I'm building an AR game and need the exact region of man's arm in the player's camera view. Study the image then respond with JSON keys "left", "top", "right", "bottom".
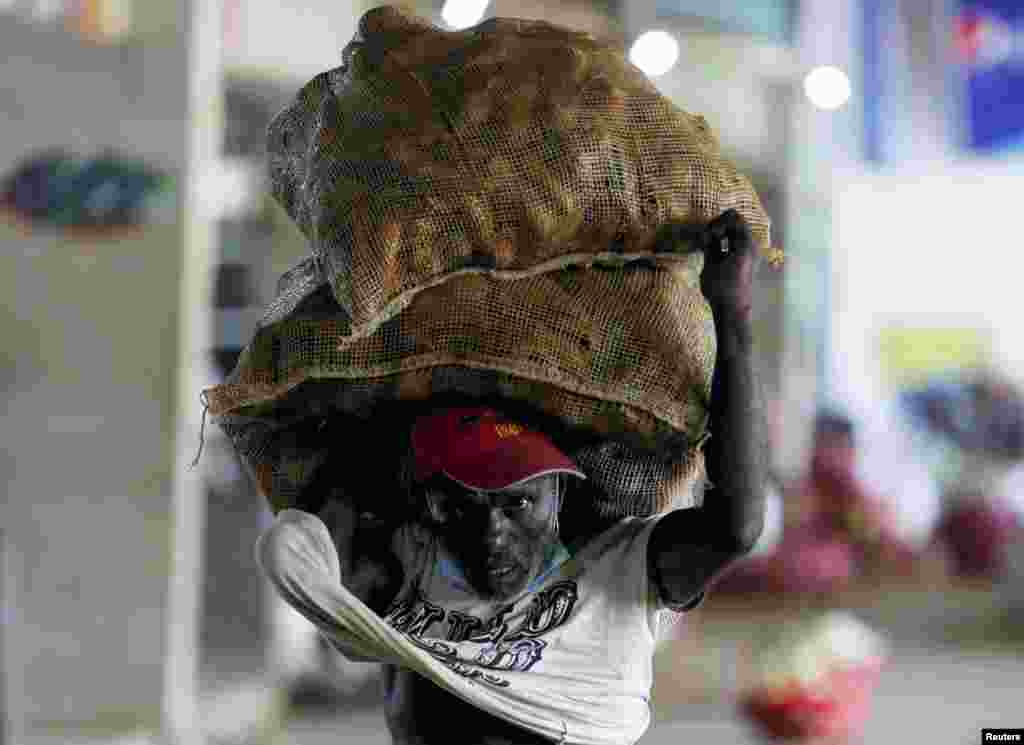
{"left": 648, "top": 209, "right": 767, "bottom": 607}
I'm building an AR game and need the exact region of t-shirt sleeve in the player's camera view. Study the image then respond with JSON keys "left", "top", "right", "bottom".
{"left": 255, "top": 509, "right": 395, "bottom": 663}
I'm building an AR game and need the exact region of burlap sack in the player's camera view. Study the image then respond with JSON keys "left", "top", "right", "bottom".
{"left": 268, "top": 5, "right": 771, "bottom": 341}
{"left": 206, "top": 251, "right": 710, "bottom": 517}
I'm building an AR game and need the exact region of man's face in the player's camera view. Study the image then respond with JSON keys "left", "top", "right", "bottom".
{"left": 427, "top": 474, "right": 560, "bottom": 600}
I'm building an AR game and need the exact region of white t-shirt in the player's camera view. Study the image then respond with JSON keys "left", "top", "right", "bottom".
{"left": 256, "top": 508, "right": 700, "bottom": 745}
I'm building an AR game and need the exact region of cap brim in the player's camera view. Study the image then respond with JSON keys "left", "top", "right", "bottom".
{"left": 441, "top": 433, "right": 586, "bottom": 491}
{"left": 443, "top": 465, "right": 587, "bottom": 492}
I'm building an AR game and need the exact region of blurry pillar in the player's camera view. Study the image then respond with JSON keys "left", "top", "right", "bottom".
{"left": 200, "top": 91, "right": 277, "bottom": 716}
{"left": 166, "top": 0, "right": 224, "bottom": 742}
{"left": 1, "top": 530, "right": 7, "bottom": 745}
{"left": 0, "top": 5, "right": 210, "bottom": 743}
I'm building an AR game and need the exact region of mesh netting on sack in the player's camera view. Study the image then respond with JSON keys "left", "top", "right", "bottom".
{"left": 205, "top": 251, "right": 710, "bottom": 517}
{"left": 267, "top": 4, "right": 772, "bottom": 341}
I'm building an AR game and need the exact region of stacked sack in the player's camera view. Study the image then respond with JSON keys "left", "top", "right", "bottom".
{"left": 203, "top": 5, "right": 772, "bottom": 521}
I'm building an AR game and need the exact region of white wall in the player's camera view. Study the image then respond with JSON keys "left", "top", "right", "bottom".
{"left": 831, "top": 161, "right": 1024, "bottom": 412}
{"left": 643, "top": 33, "right": 791, "bottom": 179}
{"left": 223, "top": 0, "right": 367, "bottom": 83}
{"left": 827, "top": 160, "right": 1024, "bottom": 540}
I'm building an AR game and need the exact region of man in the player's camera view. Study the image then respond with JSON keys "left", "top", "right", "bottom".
{"left": 794, "top": 412, "right": 917, "bottom": 576}
{"left": 257, "top": 209, "right": 766, "bottom": 745}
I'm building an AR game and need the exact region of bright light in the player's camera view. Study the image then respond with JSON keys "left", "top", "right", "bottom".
{"left": 629, "top": 30, "right": 680, "bottom": 78}
{"left": 199, "top": 159, "right": 263, "bottom": 219}
{"left": 441, "top": 0, "right": 489, "bottom": 31}
{"left": 803, "top": 65, "right": 852, "bottom": 111}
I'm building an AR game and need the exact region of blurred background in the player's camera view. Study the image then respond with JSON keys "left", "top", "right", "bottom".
{"left": 1, "top": 0, "right": 1023, "bottom": 743}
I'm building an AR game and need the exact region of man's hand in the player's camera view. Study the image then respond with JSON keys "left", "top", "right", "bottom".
{"left": 700, "top": 208, "right": 757, "bottom": 327}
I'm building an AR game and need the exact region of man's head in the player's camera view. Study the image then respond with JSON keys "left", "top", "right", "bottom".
{"left": 411, "top": 407, "right": 585, "bottom": 599}
{"left": 811, "top": 411, "right": 856, "bottom": 480}
{"left": 809, "top": 412, "right": 860, "bottom": 518}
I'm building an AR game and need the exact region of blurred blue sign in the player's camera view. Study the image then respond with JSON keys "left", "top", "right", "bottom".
{"left": 953, "top": 1, "right": 1024, "bottom": 152}
{"left": 654, "top": 0, "right": 793, "bottom": 43}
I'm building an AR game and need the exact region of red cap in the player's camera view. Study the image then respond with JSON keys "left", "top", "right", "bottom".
{"left": 411, "top": 407, "right": 585, "bottom": 491}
